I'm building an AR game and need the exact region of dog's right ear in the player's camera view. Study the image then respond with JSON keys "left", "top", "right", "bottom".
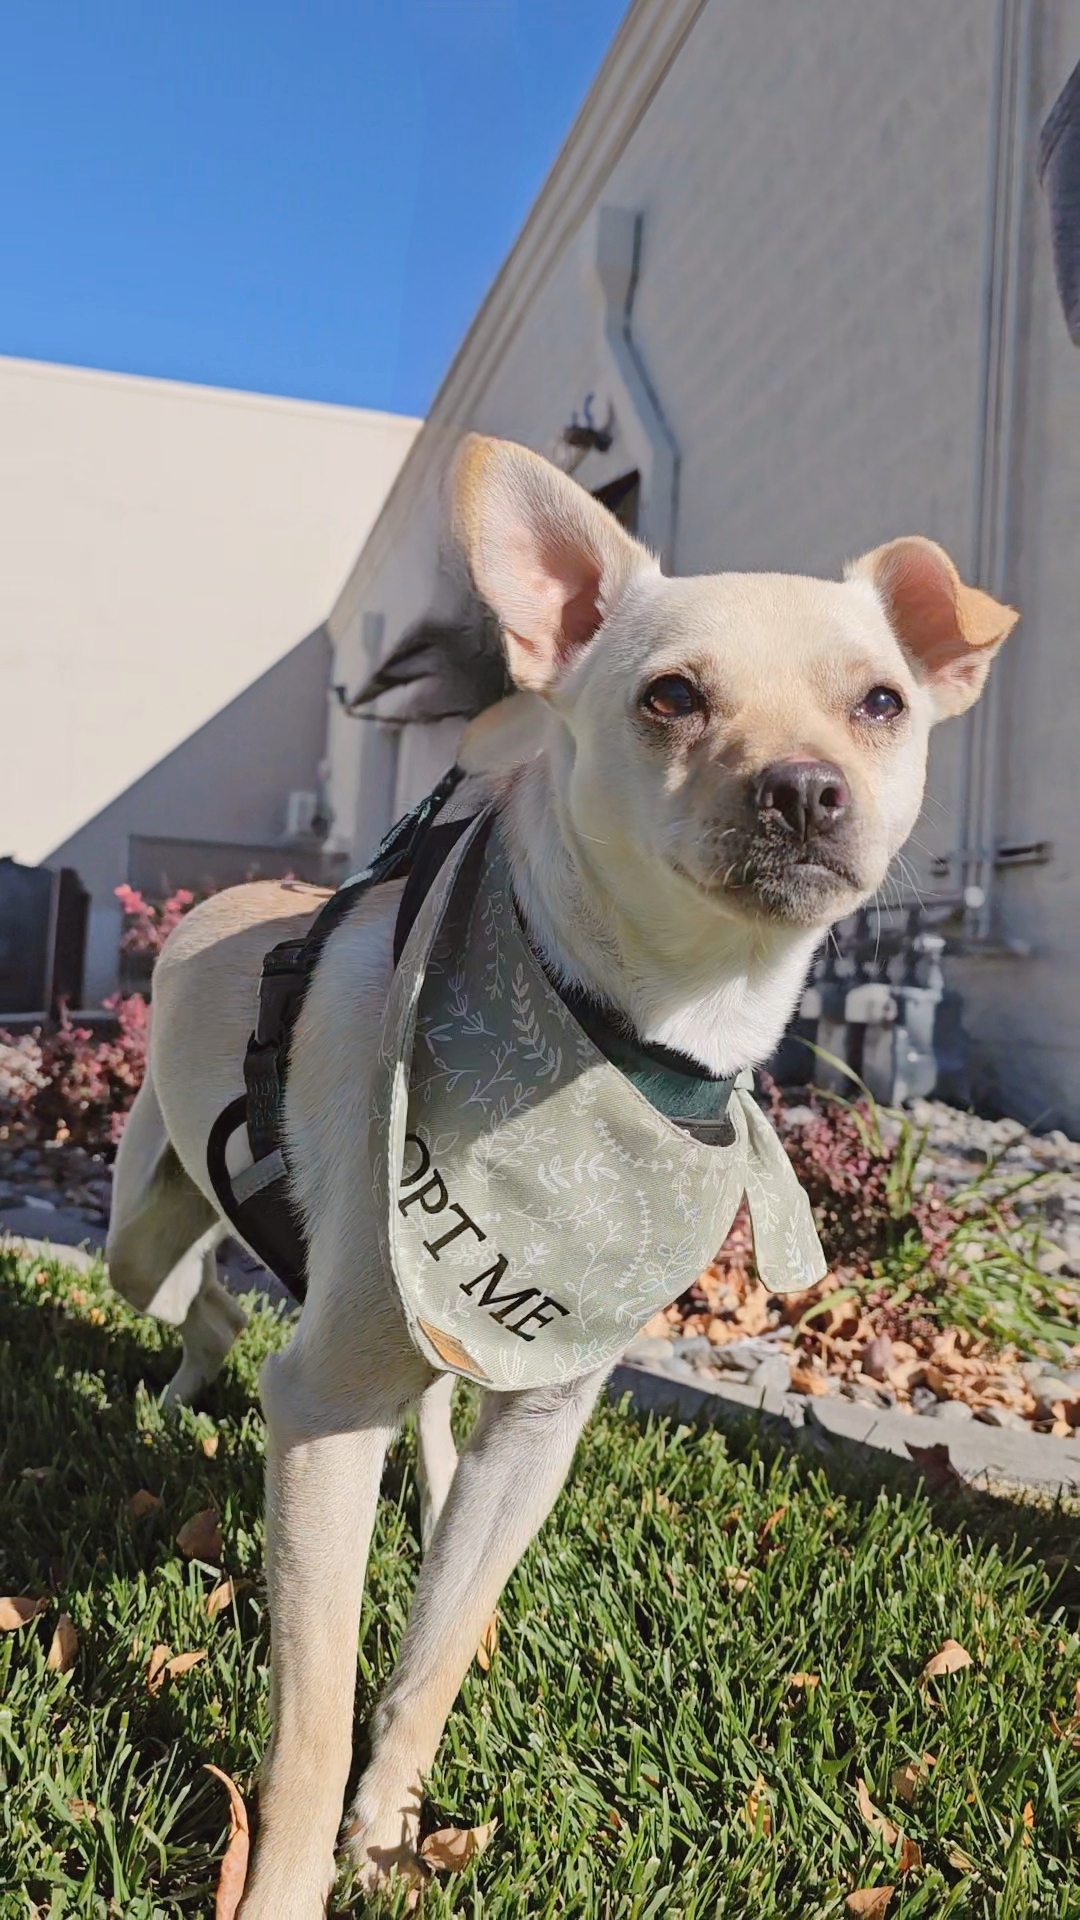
{"left": 452, "top": 434, "right": 658, "bottom": 693}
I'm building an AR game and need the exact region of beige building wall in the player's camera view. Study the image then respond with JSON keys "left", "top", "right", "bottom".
{"left": 0, "top": 355, "right": 420, "bottom": 869}
{"left": 326, "top": 0, "right": 1080, "bottom": 1129}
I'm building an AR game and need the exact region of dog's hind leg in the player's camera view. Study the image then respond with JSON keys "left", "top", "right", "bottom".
{"left": 343, "top": 1366, "right": 609, "bottom": 1895}
{"left": 416, "top": 1372, "right": 458, "bottom": 1551}
{"left": 107, "top": 1072, "right": 244, "bottom": 1404}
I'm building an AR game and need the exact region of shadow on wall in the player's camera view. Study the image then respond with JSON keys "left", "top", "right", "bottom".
{"left": 46, "top": 627, "right": 339, "bottom": 1005}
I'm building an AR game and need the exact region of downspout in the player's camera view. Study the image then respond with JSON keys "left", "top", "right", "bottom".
{"left": 960, "top": 0, "right": 1034, "bottom": 938}
{"left": 595, "top": 207, "right": 681, "bottom": 569}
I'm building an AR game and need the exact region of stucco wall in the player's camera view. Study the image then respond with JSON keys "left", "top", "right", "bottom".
{"left": 0, "top": 355, "right": 419, "bottom": 869}
{"left": 48, "top": 628, "right": 333, "bottom": 1004}
{"left": 327, "top": 0, "right": 1080, "bottom": 1127}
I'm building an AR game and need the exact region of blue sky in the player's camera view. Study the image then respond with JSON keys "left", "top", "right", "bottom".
{"left": 0, "top": 2, "right": 627, "bottom": 417}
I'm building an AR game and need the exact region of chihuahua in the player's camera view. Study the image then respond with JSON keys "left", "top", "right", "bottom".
{"left": 106, "top": 434, "right": 1015, "bottom": 1915}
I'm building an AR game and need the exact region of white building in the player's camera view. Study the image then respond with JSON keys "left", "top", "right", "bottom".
{"left": 0, "top": 354, "right": 419, "bottom": 1000}
{"left": 322, "top": 0, "right": 1080, "bottom": 1131}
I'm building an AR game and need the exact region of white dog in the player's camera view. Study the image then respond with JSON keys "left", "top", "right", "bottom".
{"left": 106, "top": 435, "right": 1015, "bottom": 1916}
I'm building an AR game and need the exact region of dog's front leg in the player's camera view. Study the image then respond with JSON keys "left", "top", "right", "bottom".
{"left": 238, "top": 1331, "right": 415, "bottom": 1920}
{"left": 344, "top": 1366, "right": 609, "bottom": 1894}
{"left": 416, "top": 1372, "right": 458, "bottom": 1551}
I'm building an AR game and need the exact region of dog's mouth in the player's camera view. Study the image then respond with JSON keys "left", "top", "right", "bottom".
{"left": 674, "top": 835, "right": 868, "bottom": 927}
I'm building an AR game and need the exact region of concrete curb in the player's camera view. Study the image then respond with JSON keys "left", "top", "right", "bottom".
{"left": 5, "top": 1229, "right": 1079, "bottom": 1499}
{"left": 608, "top": 1361, "right": 1080, "bottom": 1500}
{"left": 1, "top": 1232, "right": 102, "bottom": 1274}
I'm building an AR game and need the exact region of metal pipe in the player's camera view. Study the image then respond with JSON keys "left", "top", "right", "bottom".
{"left": 595, "top": 207, "right": 681, "bottom": 568}
{"left": 960, "top": 0, "right": 1034, "bottom": 938}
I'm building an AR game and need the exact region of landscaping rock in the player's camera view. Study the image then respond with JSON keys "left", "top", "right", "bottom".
{"left": 750, "top": 1355, "right": 792, "bottom": 1395}
{"left": 672, "top": 1335, "right": 715, "bottom": 1365}
{"left": 860, "top": 1332, "right": 894, "bottom": 1381}
{"left": 624, "top": 1335, "right": 677, "bottom": 1367}
{"left": 974, "top": 1405, "right": 1031, "bottom": 1430}
{"left": 928, "top": 1398, "right": 975, "bottom": 1422}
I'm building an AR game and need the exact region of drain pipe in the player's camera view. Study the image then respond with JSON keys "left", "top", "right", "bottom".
{"left": 960, "top": 0, "right": 1034, "bottom": 938}
{"left": 595, "top": 207, "right": 681, "bottom": 569}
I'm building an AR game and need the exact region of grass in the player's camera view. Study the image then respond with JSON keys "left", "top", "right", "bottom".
{"left": 3, "top": 1249, "right": 1080, "bottom": 1916}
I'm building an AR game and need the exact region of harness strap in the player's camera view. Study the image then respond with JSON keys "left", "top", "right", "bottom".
{"left": 210, "top": 766, "right": 472, "bottom": 1299}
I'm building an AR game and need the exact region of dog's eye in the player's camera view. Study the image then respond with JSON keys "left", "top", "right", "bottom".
{"left": 853, "top": 685, "right": 905, "bottom": 723}
{"left": 641, "top": 674, "right": 703, "bottom": 720}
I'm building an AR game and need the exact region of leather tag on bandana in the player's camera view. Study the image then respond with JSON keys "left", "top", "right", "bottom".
{"left": 369, "top": 813, "right": 825, "bottom": 1390}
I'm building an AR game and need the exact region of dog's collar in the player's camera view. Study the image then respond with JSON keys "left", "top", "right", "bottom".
{"left": 534, "top": 965, "right": 740, "bottom": 1141}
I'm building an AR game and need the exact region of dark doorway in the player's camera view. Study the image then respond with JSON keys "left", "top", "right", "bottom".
{"left": 592, "top": 470, "right": 640, "bottom": 533}
{"left": 0, "top": 861, "right": 88, "bottom": 1015}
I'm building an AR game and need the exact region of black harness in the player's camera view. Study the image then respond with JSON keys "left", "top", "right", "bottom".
{"left": 206, "top": 767, "right": 473, "bottom": 1297}
{"left": 207, "top": 767, "right": 738, "bottom": 1302}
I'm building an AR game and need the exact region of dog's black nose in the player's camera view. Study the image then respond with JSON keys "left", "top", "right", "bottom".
{"left": 754, "top": 760, "right": 850, "bottom": 839}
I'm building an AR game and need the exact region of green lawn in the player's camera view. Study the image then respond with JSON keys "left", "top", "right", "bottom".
{"left": 2, "top": 1246, "right": 1080, "bottom": 1918}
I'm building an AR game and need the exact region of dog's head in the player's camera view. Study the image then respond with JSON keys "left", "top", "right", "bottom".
{"left": 455, "top": 435, "right": 1017, "bottom": 934}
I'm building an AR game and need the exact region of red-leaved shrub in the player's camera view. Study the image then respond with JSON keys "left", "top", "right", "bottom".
{"left": 0, "top": 884, "right": 202, "bottom": 1155}
{"left": 23, "top": 994, "right": 149, "bottom": 1151}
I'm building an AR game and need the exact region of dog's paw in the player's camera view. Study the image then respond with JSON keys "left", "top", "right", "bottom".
{"left": 341, "top": 1793, "right": 427, "bottom": 1901}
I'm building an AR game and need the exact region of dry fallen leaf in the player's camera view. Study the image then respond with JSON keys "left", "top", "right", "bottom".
{"left": 147, "top": 1644, "right": 206, "bottom": 1691}
{"left": 946, "top": 1844, "right": 976, "bottom": 1873}
{"left": 68, "top": 1797, "right": 97, "bottom": 1822}
{"left": 205, "top": 1764, "right": 250, "bottom": 1920}
{"left": 420, "top": 1819, "right": 497, "bottom": 1872}
{"left": 146, "top": 1643, "right": 173, "bottom": 1694}
{"left": 1022, "top": 1799, "right": 1035, "bottom": 1845}
{"left": 757, "top": 1504, "right": 788, "bottom": 1547}
{"left": 790, "top": 1365, "right": 831, "bottom": 1396}
{"left": 891, "top": 1753, "right": 935, "bottom": 1803}
{"left": 21, "top": 1466, "right": 53, "bottom": 1482}
{"left": 128, "top": 1489, "right": 162, "bottom": 1521}
{"left": 176, "top": 1508, "right": 223, "bottom": 1564}
{"left": 845, "top": 1890, "right": 894, "bottom": 1918}
{"left": 476, "top": 1613, "right": 498, "bottom": 1672}
{"left": 921, "top": 1639, "right": 973, "bottom": 1681}
{"left": 743, "top": 1774, "right": 772, "bottom": 1837}
{"left": 206, "top": 1580, "right": 235, "bottom": 1620}
{"left": 166, "top": 1649, "right": 207, "bottom": 1679}
{"left": 46, "top": 1614, "right": 78, "bottom": 1673}
{"left": 789, "top": 1671, "right": 820, "bottom": 1690}
{"left": 0, "top": 1596, "right": 47, "bottom": 1631}
{"left": 201, "top": 1433, "right": 220, "bottom": 1459}
{"left": 898, "top": 1836, "right": 922, "bottom": 1874}
{"left": 856, "top": 1777, "right": 900, "bottom": 1849}
{"left": 905, "top": 1441, "right": 961, "bottom": 1494}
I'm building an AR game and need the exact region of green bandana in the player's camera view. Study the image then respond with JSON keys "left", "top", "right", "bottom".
{"left": 369, "top": 811, "right": 826, "bottom": 1389}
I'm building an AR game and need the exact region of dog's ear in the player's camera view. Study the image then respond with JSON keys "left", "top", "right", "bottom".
{"left": 848, "top": 536, "right": 1018, "bottom": 718}
{"left": 452, "top": 434, "right": 657, "bottom": 693}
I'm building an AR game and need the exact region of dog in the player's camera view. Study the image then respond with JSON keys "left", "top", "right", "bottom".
{"left": 106, "top": 434, "right": 1016, "bottom": 1916}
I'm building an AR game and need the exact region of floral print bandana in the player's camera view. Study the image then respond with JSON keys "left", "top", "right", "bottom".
{"left": 369, "top": 810, "right": 826, "bottom": 1389}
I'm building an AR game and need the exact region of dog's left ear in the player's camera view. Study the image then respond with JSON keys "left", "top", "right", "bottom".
{"left": 848, "top": 536, "right": 1019, "bottom": 719}
{"left": 452, "top": 434, "right": 658, "bottom": 693}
